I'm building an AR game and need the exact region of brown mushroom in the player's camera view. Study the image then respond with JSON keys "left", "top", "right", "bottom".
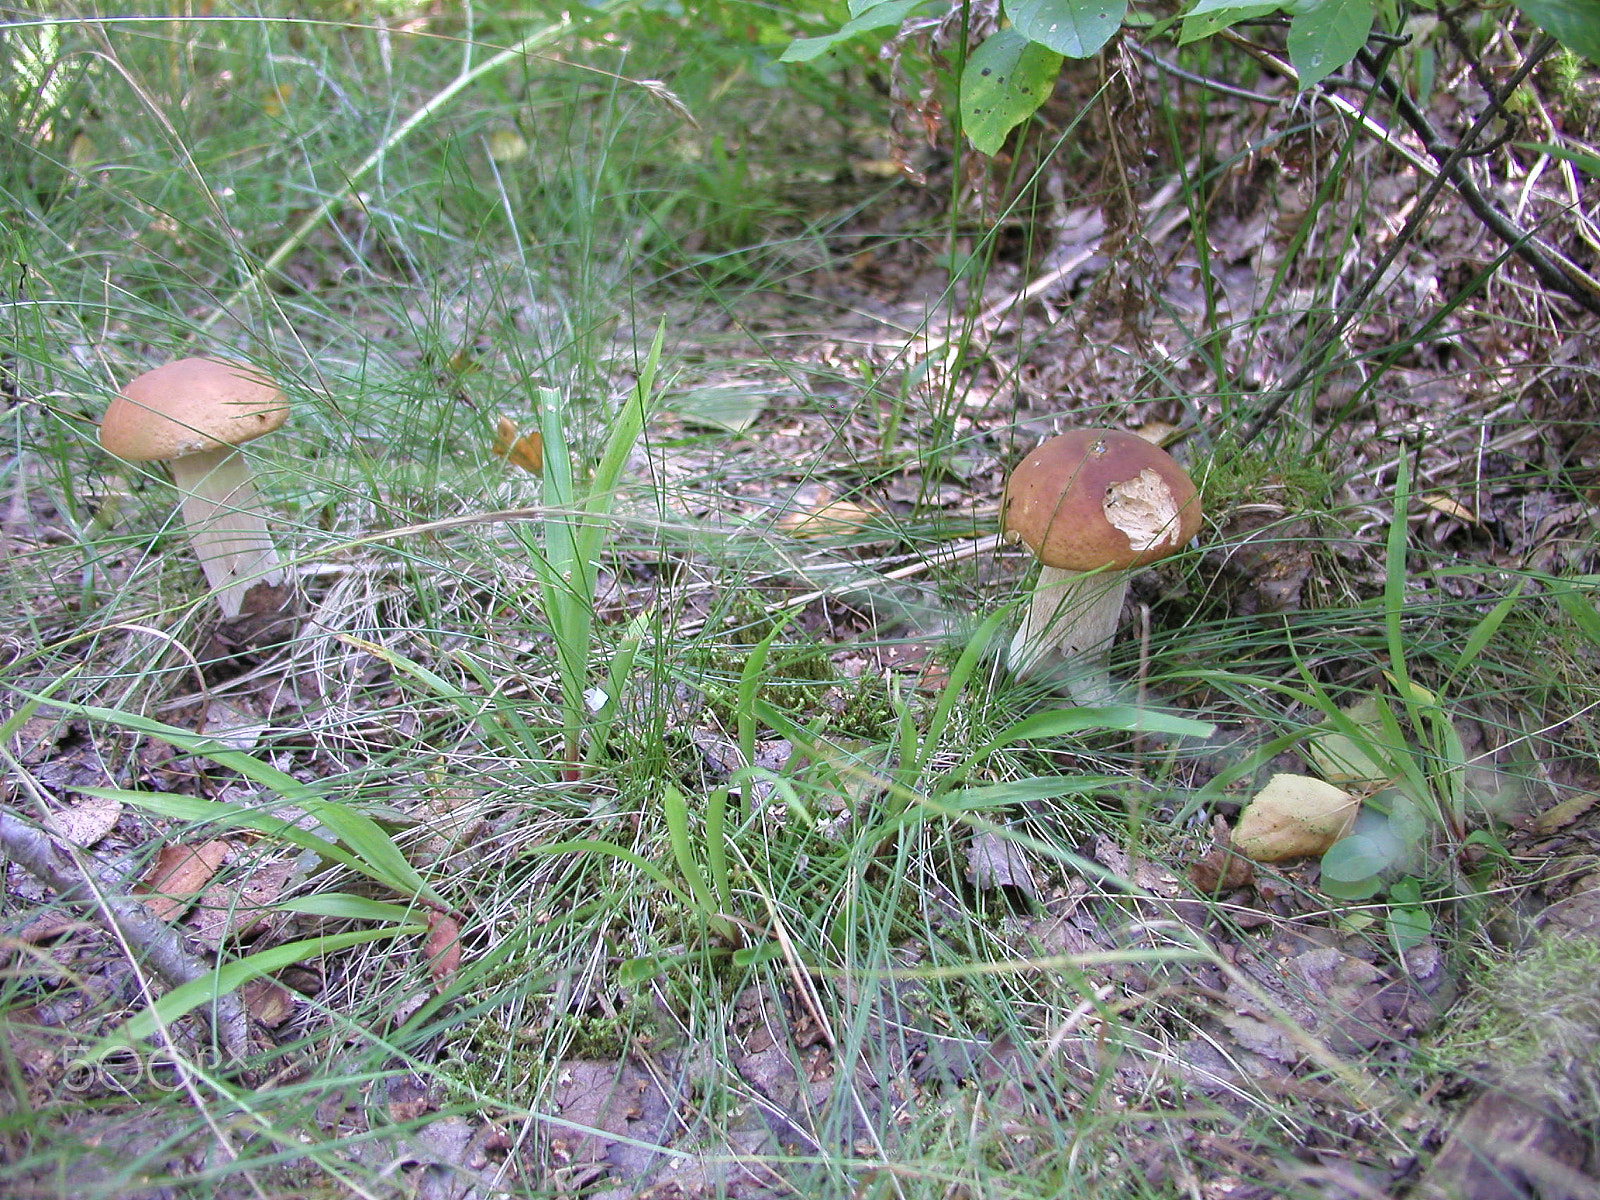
{"left": 1001, "top": 428, "right": 1201, "bottom": 701}
{"left": 100, "top": 357, "right": 289, "bottom": 618}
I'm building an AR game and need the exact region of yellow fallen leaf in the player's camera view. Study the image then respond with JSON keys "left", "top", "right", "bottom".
{"left": 261, "top": 83, "right": 292, "bottom": 119}
{"left": 486, "top": 128, "right": 528, "bottom": 162}
{"left": 1233, "top": 774, "right": 1359, "bottom": 862}
{"left": 776, "top": 488, "right": 879, "bottom": 539}
{"left": 1421, "top": 493, "right": 1483, "bottom": 527}
{"left": 1304, "top": 695, "right": 1396, "bottom": 785}
{"left": 491, "top": 415, "right": 543, "bottom": 474}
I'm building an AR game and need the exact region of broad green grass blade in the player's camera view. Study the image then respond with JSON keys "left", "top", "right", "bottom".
{"left": 278, "top": 895, "right": 423, "bottom": 922}
{"left": 1548, "top": 576, "right": 1600, "bottom": 646}
{"left": 1383, "top": 452, "right": 1415, "bottom": 699}
{"left": 574, "top": 320, "right": 663, "bottom": 570}
{"left": 914, "top": 606, "right": 1009, "bottom": 776}
{"left": 45, "top": 701, "right": 440, "bottom": 904}
{"left": 987, "top": 706, "right": 1217, "bottom": 745}
{"left": 79, "top": 786, "right": 358, "bottom": 875}
{"left": 939, "top": 706, "right": 1216, "bottom": 793}
{"left": 660, "top": 781, "right": 713, "bottom": 915}
{"left": 97, "top": 926, "right": 426, "bottom": 1053}
{"left": 737, "top": 610, "right": 796, "bottom": 769}
{"left": 588, "top": 606, "right": 653, "bottom": 768}
{"left": 942, "top": 776, "right": 1121, "bottom": 808}
{"left": 1445, "top": 579, "right": 1527, "bottom": 685}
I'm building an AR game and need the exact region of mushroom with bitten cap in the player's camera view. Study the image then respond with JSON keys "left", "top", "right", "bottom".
{"left": 99, "top": 357, "right": 289, "bottom": 618}
{"left": 1001, "top": 428, "right": 1201, "bottom": 702}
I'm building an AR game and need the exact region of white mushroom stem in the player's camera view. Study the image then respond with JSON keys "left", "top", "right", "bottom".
{"left": 168, "top": 447, "right": 283, "bottom": 619}
{"left": 1006, "top": 566, "right": 1128, "bottom": 705}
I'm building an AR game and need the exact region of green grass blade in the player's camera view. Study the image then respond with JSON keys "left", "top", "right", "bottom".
{"left": 277, "top": 895, "right": 423, "bottom": 922}
{"left": 661, "top": 781, "right": 721, "bottom": 919}
{"left": 737, "top": 610, "right": 796, "bottom": 770}
{"left": 588, "top": 606, "right": 653, "bottom": 768}
{"left": 1384, "top": 451, "right": 1414, "bottom": 698}
{"left": 1445, "top": 579, "right": 1527, "bottom": 684}
{"left": 915, "top": 607, "right": 1009, "bottom": 776}
{"left": 522, "top": 837, "right": 695, "bottom": 908}
{"left": 702, "top": 784, "right": 734, "bottom": 914}
{"left": 79, "top": 786, "right": 359, "bottom": 875}
{"left": 97, "top": 926, "right": 425, "bottom": 1053}
{"left": 46, "top": 701, "right": 439, "bottom": 903}
{"left": 574, "top": 319, "right": 663, "bottom": 571}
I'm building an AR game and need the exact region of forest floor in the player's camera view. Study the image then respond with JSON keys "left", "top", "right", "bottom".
{"left": 2, "top": 6, "right": 1600, "bottom": 1198}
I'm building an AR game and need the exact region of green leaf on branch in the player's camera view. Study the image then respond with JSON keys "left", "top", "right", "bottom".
{"left": 1005, "top": 0, "right": 1128, "bottom": 58}
{"left": 1179, "top": 0, "right": 1282, "bottom": 44}
{"left": 1516, "top": 0, "right": 1600, "bottom": 62}
{"left": 1288, "top": 0, "right": 1374, "bottom": 90}
{"left": 780, "top": 0, "right": 931, "bottom": 62}
{"left": 960, "top": 28, "right": 1064, "bottom": 155}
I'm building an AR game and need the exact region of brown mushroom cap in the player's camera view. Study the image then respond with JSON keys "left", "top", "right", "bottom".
{"left": 1002, "top": 429, "right": 1201, "bottom": 571}
{"left": 100, "top": 357, "right": 288, "bottom": 463}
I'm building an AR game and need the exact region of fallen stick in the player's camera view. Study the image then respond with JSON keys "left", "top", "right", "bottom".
{"left": 0, "top": 811, "right": 252, "bottom": 1062}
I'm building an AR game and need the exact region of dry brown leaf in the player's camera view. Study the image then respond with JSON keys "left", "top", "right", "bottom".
{"left": 1188, "top": 816, "right": 1256, "bottom": 892}
{"left": 1530, "top": 790, "right": 1600, "bottom": 835}
{"left": 424, "top": 909, "right": 463, "bottom": 991}
{"left": 1131, "top": 420, "right": 1179, "bottom": 446}
{"left": 1232, "top": 774, "right": 1359, "bottom": 862}
{"left": 386, "top": 1074, "right": 435, "bottom": 1123}
{"left": 201, "top": 699, "right": 268, "bottom": 752}
{"left": 189, "top": 857, "right": 297, "bottom": 948}
{"left": 491, "top": 415, "right": 543, "bottom": 474}
{"left": 965, "top": 831, "right": 1039, "bottom": 897}
{"left": 11, "top": 715, "right": 68, "bottom": 764}
{"left": 239, "top": 977, "right": 297, "bottom": 1027}
{"left": 776, "top": 487, "right": 879, "bottom": 538}
{"left": 546, "top": 1059, "right": 672, "bottom": 1182}
{"left": 43, "top": 795, "right": 121, "bottom": 847}
{"left": 139, "top": 840, "right": 231, "bottom": 922}
{"left": 16, "top": 911, "right": 84, "bottom": 944}
{"left": 413, "top": 777, "right": 491, "bottom": 865}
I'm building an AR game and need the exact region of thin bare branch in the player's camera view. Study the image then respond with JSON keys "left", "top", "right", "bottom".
{"left": 0, "top": 810, "right": 253, "bottom": 1061}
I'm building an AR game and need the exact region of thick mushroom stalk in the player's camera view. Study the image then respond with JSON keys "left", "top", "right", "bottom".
{"left": 169, "top": 445, "right": 284, "bottom": 618}
{"left": 1007, "top": 566, "right": 1130, "bottom": 700}
{"left": 99, "top": 357, "right": 289, "bottom": 620}
{"left": 1001, "top": 430, "right": 1201, "bottom": 704}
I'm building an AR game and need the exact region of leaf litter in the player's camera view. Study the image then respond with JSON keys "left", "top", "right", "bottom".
{"left": 5, "top": 11, "right": 1600, "bottom": 1199}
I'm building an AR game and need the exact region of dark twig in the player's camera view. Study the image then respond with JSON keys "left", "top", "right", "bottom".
{"left": 0, "top": 810, "right": 253, "bottom": 1061}
{"left": 1238, "top": 32, "right": 1594, "bottom": 448}
{"left": 1129, "top": 42, "right": 1286, "bottom": 106}
{"left": 1355, "top": 37, "right": 1599, "bottom": 310}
